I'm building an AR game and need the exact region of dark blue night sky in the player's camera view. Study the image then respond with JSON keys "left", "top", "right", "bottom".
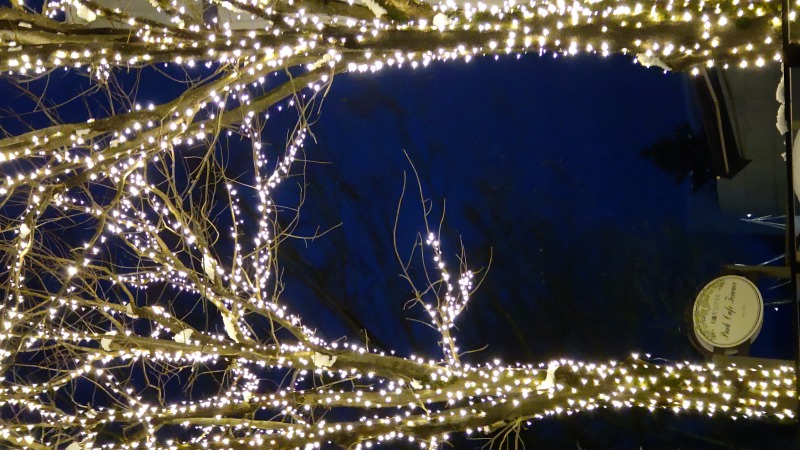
{"left": 285, "top": 53, "right": 788, "bottom": 358}
{"left": 270, "top": 53, "right": 797, "bottom": 447}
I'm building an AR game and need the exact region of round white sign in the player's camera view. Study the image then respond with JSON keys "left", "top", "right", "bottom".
{"left": 693, "top": 275, "right": 763, "bottom": 351}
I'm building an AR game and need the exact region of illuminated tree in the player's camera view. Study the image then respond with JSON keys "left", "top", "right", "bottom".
{"left": 0, "top": 0, "right": 796, "bottom": 449}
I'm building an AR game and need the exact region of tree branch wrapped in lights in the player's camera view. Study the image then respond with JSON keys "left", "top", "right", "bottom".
{"left": 0, "top": 0, "right": 795, "bottom": 448}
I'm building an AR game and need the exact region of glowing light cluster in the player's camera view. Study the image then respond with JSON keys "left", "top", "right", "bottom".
{"left": 0, "top": 0, "right": 795, "bottom": 449}
{"left": 0, "top": 0, "right": 792, "bottom": 77}
{"left": 422, "top": 231, "right": 475, "bottom": 367}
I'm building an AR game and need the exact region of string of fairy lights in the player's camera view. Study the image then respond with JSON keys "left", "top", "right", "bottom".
{"left": 0, "top": 0, "right": 793, "bottom": 76}
{"left": 0, "top": 0, "right": 796, "bottom": 448}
